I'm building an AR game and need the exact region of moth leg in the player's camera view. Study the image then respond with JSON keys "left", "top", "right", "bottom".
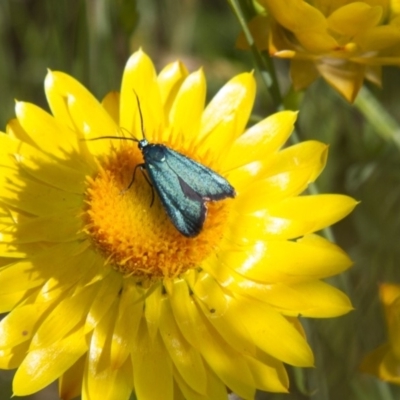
{"left": 127, "top": 163, "right": 145, "bottom": 190}
{"left": 139, "top": 168, "right": 155, "bottom": 207}
{"left": 122, "top": 163, "right": 155, "bottom": 206}
{"left": 120, "top": 164, "right": 142, "bottom": 196}
{"left": 121, "top": 163, "right": 146, "bottom": 194}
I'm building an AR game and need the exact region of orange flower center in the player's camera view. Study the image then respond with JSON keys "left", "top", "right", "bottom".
{"left": 83, "top": 143, "right": 232, "bottom": 279}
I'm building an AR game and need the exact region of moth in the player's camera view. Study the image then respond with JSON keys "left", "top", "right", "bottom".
{"left": 89, "top": 95, "right": 236, "bottom": 237}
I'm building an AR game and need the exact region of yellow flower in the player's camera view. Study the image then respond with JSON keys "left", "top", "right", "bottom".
{"left": 242, "top": 0, "right": 400, "bottom": 102}
{"left": 361, "top": 284, "right": 400, "bottom": 384}
{"left": 0, "top": 49, "right": 356, "bottom": 400}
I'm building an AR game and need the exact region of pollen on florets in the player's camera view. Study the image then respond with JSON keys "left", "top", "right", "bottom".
{"left": 83, "top": 144, "right": 232, "bottom": 279}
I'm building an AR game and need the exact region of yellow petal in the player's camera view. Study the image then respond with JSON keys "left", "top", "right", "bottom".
{"left": 15, "top": 101, "right": 78, "bottom": 158}
{"left": 199, "top": 114, "right": 239, "bottom": 160}
{"left": 266, "top": 194, "right": 358, "bottom": 232}
{"left": 379, "top": 350, "right": 400, "bottom": 383}
{"left": 31, "top": 283, "right": 100, "bottom": 350}
{"left": 212, "top": 265, "right": 315, "bottom": 313}
{"left": 259, "top": 0, "right": 326, "bottom": 32}
{"left": 380, "top": 283, "right": 400, "bottom": 306}
{"left": 83, "top": 302, "right": 133, "bottom": 400}
{"left": 9, "top": 138, "right": 91, "bottom": 193}
{"left": 317, "top": 59, "right": 365, "bottom": 103}
{"left": 328, "top": 3, "right": 383, "bottom": 36}
{"left": 59, "top": 356, "right": 85, "bottom": 400}
{"left": 267, "top": 141, "right": 328, "bottom": 183}
{"left": 131, "top": 322, "right": 174, "bottom": 400}
{"left": 6, "top": 118, "right": 37, "bottom": 147}
{"left": 13, "top": 328, "right": 87, "bottom": 396}
{"left": 296, "top": 29, "right": 339, "bottom": 53}
{"left": 0, "top": 290, "right": 27, "bottom": 313}
{"left": 290, "top": 59, "right": 320, "bottom": 90}
{"left": 259, "top": 0, "right": 339, "bottom": 52}
{"left": 231, "top": 295, "right": 313, "bottom": 367}
{"left": 174, "top": 365, "right": 227, "bottom": 400}
{"left": 45, "top": 70, "right": 117, "bottom": 156}
{"left": 223, "top": 111, "right": 297, "bottom": 171}
{"left": 0, "top": 242, "right": 86, "bottom": 294}
{"left": 0, "top": 261, "right": 45, "bottom": 295}
{"left": 66, "top": 94, "right": 114, "bottom": 157}
{"left": 167, "top": 278, "right": 200, "bottom": 349}
{"left": 230, "top": 152, "right": 322, "bottom": 199}
{"left": 144, "top": 282, "right": 163, "bottom": 339}
{"left": 157, "top": 61, "right": 189, "bottom": 117}
{"left": 192, "top": 273, "right": 257, "bottom": 356}
{"left": 225, "top": 160, "right": 266, "bottom": 192}
{"left": 120, "top": 49, "right": 163, "bottom": 141}
{"left": 231, "top": 195, "right": 357, "bottom": 240}
{"left": 222, "top": 235, "right": 352, "bottom": 283}
{"left": 110, "top": 284, "right": 144, "bottom": 369}
{"left": 229, "top": 212, "right": 319, "bottom": 241}
{"left": 13, "top": 245, "right": 98, "bottom": 295}
{"left": 244, "top": 354, "right": 288, "bottom": 392}
{"left": 87, "top": 303, "right": 117, "bottom": 369}
{"left": 360, "top": 343, "right": 390, "bottom": 377}
{"left": 191, "top": 272, "right": 229, "bottom": 318}
{"left": 355, "top": 25, "right": 400, "bottom": 51}
{"left": 382, "top": 306, "right": 400, "bottom": 358}
{"left": 200, "top": 72, "right": 255, "bottom": 143}
{"left": 0, "top": 173, "right": 82, "bottom": 216}
{"left": 285, "top": 281, "right": 353, "bottom": 317}
{"left": 98, "top": 359, "right": 133, "bottom": 400}
{"left": 0, "top": 342, "right": 28, "bottom": 369}
{"left": 0, "top": 241, "right": 60, "bottom": 259}
{"left": 10, "top": 209, "right": 84, "bottom": 243}
{"left": 159, "top": 297, "right": 207, "bottom": 395}
{"left": 169, "top": 69, "right": 206, "bottom": 143}
{"left": 231, "top": 141, "right": 328, "bottom": 202}
{"left": 268, "top": 18, "right": 297, "bottom": 57}
{"left": 85, "top": 272, "right": 122, "bottom": 333}
{"left": 233, "top": 278, "right": 352, "bottom": 318}
{"left": 101, "top": 91, "right": 120, "bottom": 124}
{"left": 233, "top": 168, "right": 317, "bottom": 208}
{"left": 0, "top": 302, "right": 51, "bottom": 349}
{"left": 44, "top": 71, "right": 75, "bottom": 132}
{"left": 168, "top": 278, "right": 256, "bottom": 399}
{"left": 190, "top": 310, "right": 256, "bottom": 399}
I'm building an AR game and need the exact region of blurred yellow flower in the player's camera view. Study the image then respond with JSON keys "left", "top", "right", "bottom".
{"left": 361, "top": 283, "right": 400, "bottom": 384}
{"left": 241, "top": 0, "right": 400, "bottom": 102}
{"left": 0, "top": 49, "right": 356, "bottom": 400}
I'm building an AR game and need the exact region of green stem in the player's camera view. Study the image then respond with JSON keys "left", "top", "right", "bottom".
{"left": 228, "top": 0, "right": 283, "bottom": 109}
{"left": 354, "top": 86, "right": 400, "bottom": 150}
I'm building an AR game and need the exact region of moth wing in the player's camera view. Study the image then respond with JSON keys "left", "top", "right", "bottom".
{"left": 163, "top": 148, "right": 235, "bottom": 200}
{"left": 146, "top": 162, "right": 206, "bottom": 237}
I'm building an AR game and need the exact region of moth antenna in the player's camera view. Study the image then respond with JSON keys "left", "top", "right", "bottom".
{"left": 133, "top": 90, "right": 146, "bottom": 140}
{"left": 83, "top": 136, "right": 138, "bottom": 142}
{"left": 81, "top": 126, "right": 139, "bottom": 143}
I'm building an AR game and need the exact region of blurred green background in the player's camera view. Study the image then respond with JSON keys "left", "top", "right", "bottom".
{"left": 1, "top": 0, "right": 400, "bottom": 399}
